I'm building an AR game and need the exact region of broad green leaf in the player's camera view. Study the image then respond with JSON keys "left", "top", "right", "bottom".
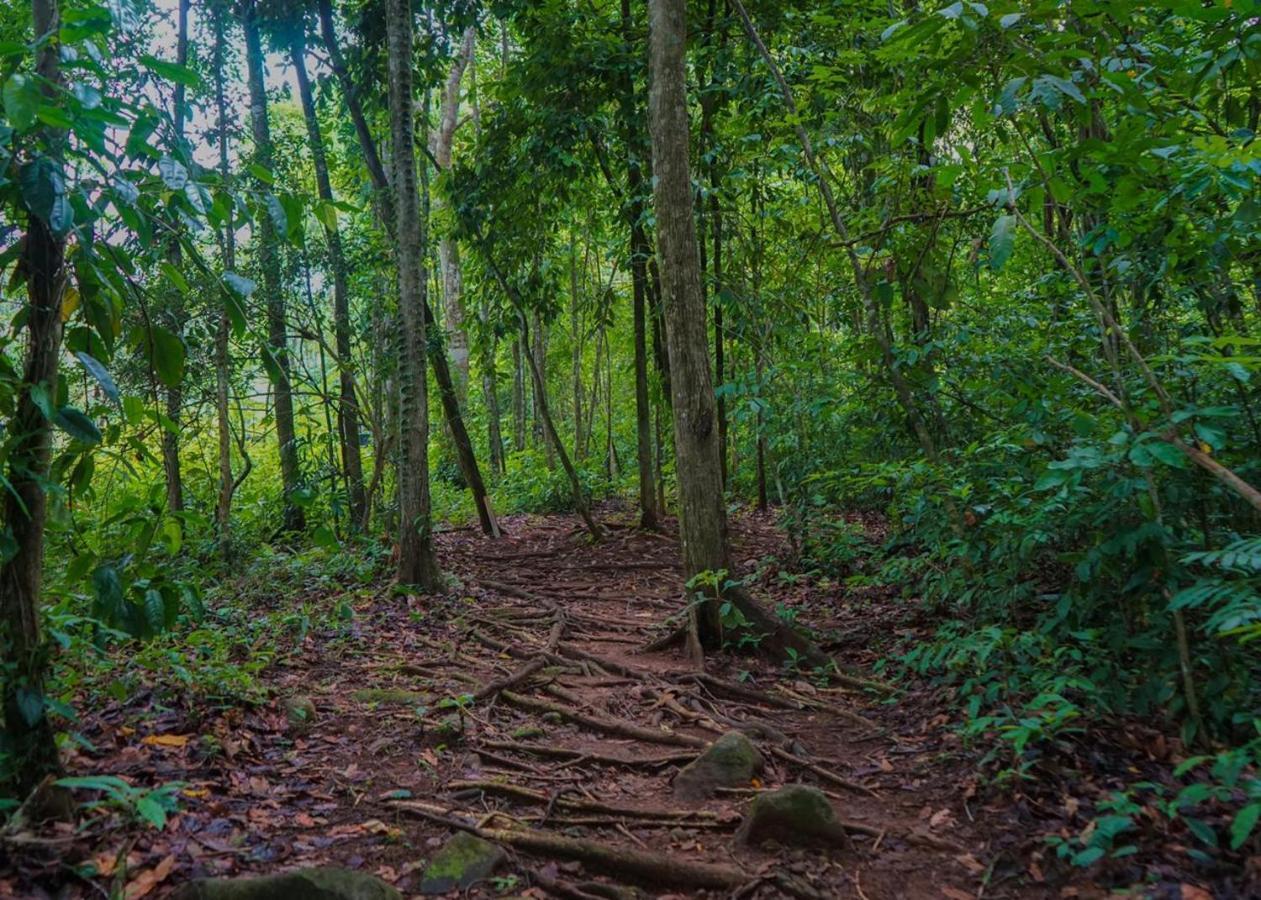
{"left": 1231, "top": 803, "right": 1261, "bottom": 850}
{"left": 989, "top": 214, "right": 1017, "bottom": 271}
{"left": 75, "top": 351, "right": 120, "bottom": 404}
{"left": 158, "top": 155, "right": 188, "bottom": 190}
{"left": 54, "top": 407, "right": 102, "bottom": 445}
{"left": 148, "top": 326, "right": 186, "bottom": 387}
{"left": 140, "top": 54, "right": 201, "bottom": 88}
{"left": 3, "top": 74, "right": 39, "bottom": 131}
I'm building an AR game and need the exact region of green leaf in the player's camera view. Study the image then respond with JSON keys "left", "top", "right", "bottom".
{"left": 75, "top": 352, "right": 120, "bottom": 405}
{"left": 19, "top": 157, "right": 72, "bottom": 235}
{"left": 140, "top": 54, "right": 201, "bottom": 88}
{"left": 53, "top": 407, "right": 102, "bottom": 445}
{"left": 1231, "top": 802, "right": 1260, "bottom": 850}
{"left": 148, "top": 325, "right": 186, "bottom": 387}
{"left": 989, "top": 214, "right": 1017, "bottom": 271}
{"left": 3, "top": 73, "right": 39, "bottom": 131}
{"left": 135, "top": 793, "right": 168, "bottom": 830}
{"left": 1148, "top": 441, "right": 1187, "bottom": 468}
{"left": 312, "top": 525, "right": 339, "bottom": 549}
{"left": 158, "top": 155, "right": 188, "bottom": 190}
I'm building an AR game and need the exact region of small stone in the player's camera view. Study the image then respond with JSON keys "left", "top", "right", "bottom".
{"left": 673, "top": 731, "right": 763, "bottom": 801}
{"left": 540, "top": 711, "right": 564, "bottom": 724}
{"left": 420, "top": 832, "right": 506, "bottom": 894}
{"left": 172, "top": 867, "right": 401, "bottom": 900}
{"left": 282, "top": 696, "right": 316, "bottom": 731}
{"left": 511, "top": 725, "right": 545, "bottom": 740}
{"left": 734, "top": 784, "right": 852, "bottom": 850}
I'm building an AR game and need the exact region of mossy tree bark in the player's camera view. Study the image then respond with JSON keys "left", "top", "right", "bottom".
{"left": 384, "top": 0, "right": 441, "bottom": 588}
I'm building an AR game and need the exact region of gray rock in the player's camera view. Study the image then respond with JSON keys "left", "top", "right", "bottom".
{"left": 172, "top": 868, "right": 400, "bottom": 900}
{"left": 282, "top": 695, "right": 316, "bottom": 731}
{"left": 673, "top": 731, "right": 763, "bottom": 801}
{"left": 734, "top": 784, "right": 853, "bottom": 850}
{"left": 420, "top": 832, "right": 507, "bottom": 894}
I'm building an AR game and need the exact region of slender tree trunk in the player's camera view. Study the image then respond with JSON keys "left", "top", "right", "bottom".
{"left": 160, "top": 0, "right": 190, "bottom": 517}
{"left": 244, "top": 0, "right": 304, "bottom": 533}
{"left": 649, "top": 0, "right": 824, "bottom": 663}
{"left": 213, "top": 7, "right": 235, "bottom": 554}
{"left": 1, "top": 0, "right": 66, "bottom": 795}
{"left": 385, "top": 0, "right": 441, "bottom": 587}
{"left": 318, "top": 3, "right": 497, "bottom": 537}
{"left": 619, "top": 0, "right": 659, "bottom": 528}
{"left": 431, "top": 27, "right": 476, "bottom": 400}
{"left": 570, "top": 234, "right": 585, "bottom": 459}
{"left": 290, "top": 31, "right": 367, "bottom": 530}
{"left": 512, "top": 339, "right": 526, "bottom": 451}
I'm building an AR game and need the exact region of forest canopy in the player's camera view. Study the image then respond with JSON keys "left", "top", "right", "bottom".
{"left": 1, "top": 0, "right": 1259, "bottom": 897}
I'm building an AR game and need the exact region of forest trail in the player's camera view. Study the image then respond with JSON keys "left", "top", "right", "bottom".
{"left": 11, "top": 509, "right": 1051, "bottom": 899}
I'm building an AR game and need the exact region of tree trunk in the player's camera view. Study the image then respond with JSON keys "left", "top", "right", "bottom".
{"left": 244, "top": 0, "right": 304, "bottom": 533}
{"left": 385, "top": 0, "right": 442, "bottom": 587}
{"left": 620, "top": 0, "right": 659, "bottom": 529}
{"left": 649, "top": 0, "right": 824, "bottom": 663}
{"left": 512, "top": 339, "right": 526, "bottom": 451}
{"left": 160, "top": 0, "right": 190, "bottom": 518}
{"left": 213, "top": 5, "right": 235, "bottom": 554}
{"left": 318, "top": 3, "right": 497, "bottom": 537}
{"left": 290, "top": 31, "right": 367, "bottom": 531}
{"left": 431, "top": 27, "right": 476, "bottom": 401}
{"left": 1, "top": 0, "right": 66, "bottom": 795}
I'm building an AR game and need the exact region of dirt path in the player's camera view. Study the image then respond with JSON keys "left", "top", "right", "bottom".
{"left": 6, "top": 509, "right": 1048, "bottom": 899}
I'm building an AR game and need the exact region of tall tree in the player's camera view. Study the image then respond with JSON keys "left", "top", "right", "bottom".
{"left": 244, "top": 0, "right": 304, "bottom": 533}
{"left": 160, "top": 0, "right": 190, "bottom": 517}
{"left": 212, "top": 0, "right": 237, "bottom": 552}
{"left": 431, "top": 27, "right": 476, "bottom": 400}
{"left": 648, "top": 0, "right": 823, "bottom": 662}
{"left": 289, "top": 24, "right": 367, "bottom": 530}
{"left": 1, "top": 0, "right": 67, "bottom": 795}
{"left": 385, "top": 0, "right": 441, "bottom": 587}
{"left": 316, "top": 0, "right": 499, "bottom": 538}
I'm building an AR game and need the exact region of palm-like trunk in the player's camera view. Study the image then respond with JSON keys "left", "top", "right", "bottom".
{"left": 1, "top": 0, "right": 66, "bottom": 795}
{"left": 290, "top": 30, "right": 367, "bottom": 531}
{"left": 385, "top": 0, "right": 441, "bottom": 587}
{"left": 244, "top": 0, "right": 304, "bottom": 533}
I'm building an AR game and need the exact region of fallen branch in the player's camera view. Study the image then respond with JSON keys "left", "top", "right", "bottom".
{"left": 447, "top": 779, "right": 729, "bottom": 823}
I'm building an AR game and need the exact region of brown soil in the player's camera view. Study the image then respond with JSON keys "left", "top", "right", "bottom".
{"left": 3, "top": 507, "right": 1070, "bottom": 899}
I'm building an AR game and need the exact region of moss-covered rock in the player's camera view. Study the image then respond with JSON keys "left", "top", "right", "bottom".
{"left": 673, "top": 731, "right": 763, "bottom": 801}
{"left": 419, "top": 832, "right": 506, "bottom": 894}
{"left": 172, "top": 867, "right": 400, "bottom": 900}
{"left": 282, "top": 695, "right": 316, "bottom": 731}
{"left": 351, "top": 688, "right": 426, "bottom": 706}
{"left": 734, "top": 784, "right": 852, "bottom": 850}
{"left": 510, "top": 724, "right": 545, "bottom": 740}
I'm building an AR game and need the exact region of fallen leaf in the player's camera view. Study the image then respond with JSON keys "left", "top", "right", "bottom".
{"left": 124, "top": 854, "right": 176, "bottom": 899}
{"left": 955, "top": 853, "right": 985, "bottom": 875}
{"left": 940, "top": 888, "right": 973, "bottom": 900}
{"left": 141, "top": 734, "right": 189, "bottom": 748}
{"left": 182, "top": 788, "right": 209, "bottom": 799}
{"left": 930, "top": 807, "right": 956, "bottom": 829}
{"left": 1181, "top": 886, "right": 1212, "bottom": 900}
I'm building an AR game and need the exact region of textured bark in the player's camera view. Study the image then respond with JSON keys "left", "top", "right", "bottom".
{"left": 290, "top": 31, "right": 367, "bottom": 530}
{"left": 385, "top": 0, "right": 440, "bottom": 587}
{"left": 161, "top": 0, "right": 189, "bottom": 518}
{"left": 431, "top": 27, "right": 476, "bottom": 401}
{"left": 620, "top": 0, "right": 659, "bottom": 529}
{"left": 213, "top": 6, "right": 235, "bottom": 554}
{"left": 512, "top": 339, "right": 526, "bottom": 451}
{"left": 649, "top": 0, "right": 824, "bottom": 663}
{"left": 1, "top": 0, "right": 66, "bottom": 794}
{"left": 244, "top": 0, "right": 304, "bottom": 533}
{"left": 317, "top": 6, "right": 497, "bottom": 537}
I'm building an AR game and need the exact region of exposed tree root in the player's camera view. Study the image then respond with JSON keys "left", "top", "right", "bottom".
{"left": 446, "top": 779, "right": 729, "bottom": 823}
{"left": 392, "top": 802, "right": 825, "bottom": 898}
{"left": 476, "top": 740, "right": 696, "bottom": 770}
{"left": 500, "top": 690, "right": 707, "bottom": 748}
